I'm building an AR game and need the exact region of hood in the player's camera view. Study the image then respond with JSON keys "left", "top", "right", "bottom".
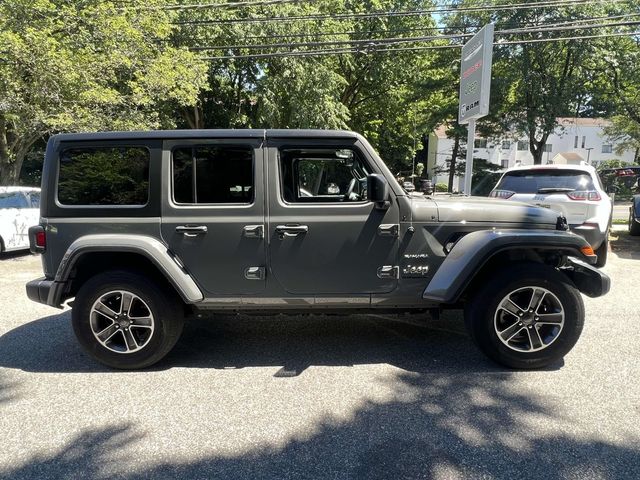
{"left": 412, "top": 195, "right": 560, "bottom": 226}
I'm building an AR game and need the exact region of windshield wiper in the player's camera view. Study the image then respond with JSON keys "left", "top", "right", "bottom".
{"left": 537, "top": 187, "right": 575, "bottom": 193}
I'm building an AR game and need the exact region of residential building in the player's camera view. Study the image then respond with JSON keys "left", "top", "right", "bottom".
{"left": 426, "top": 118, "right": 636, "bottom": 190}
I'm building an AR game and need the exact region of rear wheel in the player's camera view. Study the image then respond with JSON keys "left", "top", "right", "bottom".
{"left": 594, "top": 231, "right": 609, "bottom": 268}
{"left": 72, "top": 270, "right": 184, "bottom": 369}
{"left": 465, "top": 263, "right": 584, "bottom": 369}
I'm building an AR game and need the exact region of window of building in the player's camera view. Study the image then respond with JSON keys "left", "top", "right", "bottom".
{"left": 543, "top": 144, "right": 553, "bottom": 153}
{"left": 574, "top": 136, "right": 578, "bottom": 148}
{"left": 172, "top": 145, "right": 254, "bottom": 204}
{"left": 279, "top": 147, "right": 370, "bottom": 203}
{"left": 601, "top": 144, "right": 613, "bottom": 154}
{"left": 474, "top": 138, "right": 488, "bottom": 149}
{"left": 58, "top": 147, "right": 150, "bottom": 206}
{"left": 501, "top": 141, "right": 511, "bottom": 150}
{"left": 581, "top": 136, "right": 586, "bottom": 148}
{"left": 517, "top": 141, "right": 529, "bottom": 151}
{"left": 501, "top": 159, "right": 509, "bottom": 168}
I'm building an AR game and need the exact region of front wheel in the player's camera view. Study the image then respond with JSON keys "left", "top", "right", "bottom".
{"left": 72, "top": 270, "right": 184, "bottom": 369}
{"left": 465, "top": 263, "right": 584, "bottom": 369}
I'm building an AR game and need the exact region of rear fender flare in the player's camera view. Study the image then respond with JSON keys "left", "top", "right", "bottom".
{"left": 54, "top": 234, "right": 203, "bottom": 305}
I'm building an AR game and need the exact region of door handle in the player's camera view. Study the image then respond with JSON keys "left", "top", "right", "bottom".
{"left": 176, "top": 225, "right": 208, "bottom": 237}
{"left": 275, "top": 225, "right": 309, "bottom": 238}
{"left": 243, "top": 225, "right": 264, "bottom": 238}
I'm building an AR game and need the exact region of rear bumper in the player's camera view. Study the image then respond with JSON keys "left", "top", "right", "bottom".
{"left": 570, "top": 223, "right": 606, "bottom": 250}
{"left": 562, "top": 256, "right": 610, "bottom": 298}
{"left": 26, "top": 277, "right": 64, "bottom": 309}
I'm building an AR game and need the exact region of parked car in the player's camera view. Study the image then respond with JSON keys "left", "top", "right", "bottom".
{"left": 490, "top": 164, "right": 612, "bottom": 267}
{"left": 0, "top": 186, "right": 41, "bottom": 253}
{"left": 630, "top": 195, "right": 640, "bottom": 236}
{"left": 26, "top": 130, "right": 608, "bottom": 370}
{"left": 402, "top": 181, "right": 416, "bottom": 192}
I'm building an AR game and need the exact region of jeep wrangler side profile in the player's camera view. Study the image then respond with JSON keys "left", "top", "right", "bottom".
{"left": 26, "top": 130, "right": 610, "bottom": 370}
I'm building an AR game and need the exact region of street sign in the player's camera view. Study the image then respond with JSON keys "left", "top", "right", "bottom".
{"left": 458, "top": 24, "right": 494, "bottom": 124}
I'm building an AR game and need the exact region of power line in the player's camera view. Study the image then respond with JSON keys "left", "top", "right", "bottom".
{"left": 122, "top": 0, "right": 304, "bottom": 11}
{"left": 173, "top": 0, "right": 622, "bottom": 25}
{"left": 181, "top": 12, "right": 637, "bottom": 42}
{"left": 198, "top": 30, "right": 639, "bottom": 60}
{"left": 188, "top": 20, "right": 640, "bottom": 51}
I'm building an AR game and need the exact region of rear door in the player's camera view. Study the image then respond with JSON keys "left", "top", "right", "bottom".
{"left": 266, "top": 136, "right": 400, "bottom": 295}
{"left": 161, "top": 138, "right": 266, "bottom": 296}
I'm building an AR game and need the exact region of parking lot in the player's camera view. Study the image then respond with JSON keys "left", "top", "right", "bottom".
{"left": 0, "top": 228, "right": 638, "bottom": 479}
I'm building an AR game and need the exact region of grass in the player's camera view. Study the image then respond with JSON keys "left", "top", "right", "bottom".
{"left": 612, "top": 218, "right": 629, "bottom": 225}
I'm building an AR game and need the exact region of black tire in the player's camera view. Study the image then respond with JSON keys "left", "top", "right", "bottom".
{"left": 630, "top": 209, "right": 640, "bottom": 236}
{"left": 72, "top": 270, "right": 184, "bottom": 369}
{"left": 594, "top": 231, "right": 609, "bottom": 268}
{"left": 464, "top": 262, "right": 584, "bottom": 369}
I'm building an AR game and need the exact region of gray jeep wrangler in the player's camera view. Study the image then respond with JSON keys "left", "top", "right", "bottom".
{"left": 26, "top": 130, "right": 610, "bottom": 370}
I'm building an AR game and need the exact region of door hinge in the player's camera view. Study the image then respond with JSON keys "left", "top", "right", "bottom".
{"left": 243, "top": 225, "right": 264, "bottom": 238}
{"left": 378, "top": 224, "right": 399, "bottom": 237}
{"left": 377, "top": 265, "right": 399, "bottom": 279}
{"left": 244, "top": 266, "right": 265, "bottom": 280}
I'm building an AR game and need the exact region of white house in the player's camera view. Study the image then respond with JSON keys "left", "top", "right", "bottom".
{"left": 427, "top": 117, "right": 636, "bottom": 190}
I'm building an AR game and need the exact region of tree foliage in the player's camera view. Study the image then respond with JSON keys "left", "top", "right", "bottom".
{"left": 0, "top": 0, "right": 207, "bottom": 183}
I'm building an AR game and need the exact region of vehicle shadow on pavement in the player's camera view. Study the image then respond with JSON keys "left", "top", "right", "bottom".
{"left": 610, "top": 229, "right": 640, "bottom": 260}
{"left": 0, "top": 312, "right": 561, "bottom": 375}
{"left": 1, "top": 363, "right": 638, "bottom": 479}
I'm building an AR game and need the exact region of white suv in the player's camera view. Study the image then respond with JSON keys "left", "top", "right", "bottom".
{"left": 490, "top": 164, "right": 612, "bottom": 267}
{"left": 0, "top": 186, "right": 41, "bottom": 253}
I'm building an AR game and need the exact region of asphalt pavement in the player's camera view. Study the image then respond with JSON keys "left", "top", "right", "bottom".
{"left": 0, "top": 231, "right": 638, "bottom": 479}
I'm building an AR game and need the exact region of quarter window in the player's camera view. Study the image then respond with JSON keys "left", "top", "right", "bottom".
{"left": 58, "top": 147, "right": 150, "bottom": 206}
{"left": 172, "top": 145, "right": 253, "bottom": 204}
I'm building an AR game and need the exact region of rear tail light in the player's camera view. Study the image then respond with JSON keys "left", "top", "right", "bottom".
{"left": 29, "top": 225, "right": 46, "bottom": 253}
{"left": 489, "top": 189, "right": 515, "bottom": 199}
{"left": 36, "top": 231, "right": 46, "bottom": 248}
{"left": 567, "top": 190, "right": 601, "bottom": 201}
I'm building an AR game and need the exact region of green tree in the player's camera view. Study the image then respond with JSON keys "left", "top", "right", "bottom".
{"left": 0, "top": 0, "right": 207, "bottom": 184}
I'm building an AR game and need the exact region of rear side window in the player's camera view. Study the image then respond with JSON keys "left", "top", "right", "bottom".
{"left": 496, "top": 169, "right": 595, "bottom": 194}
{"left": 58, "top": 147, "right": 150, "bottom": 206}
{"left": 172, "top": 145, "right": 254, "bottom": 204}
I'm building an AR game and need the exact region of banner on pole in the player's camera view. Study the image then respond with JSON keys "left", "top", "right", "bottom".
{"left": 458, "top": 24, "right": 494, "bottom": 125}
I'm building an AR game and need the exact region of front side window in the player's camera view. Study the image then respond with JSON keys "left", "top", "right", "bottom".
{"left": 279, "top": 147, "right": 370, "bottom": 203}
{"left": 58, "top": 147, "right": 149, "bottom": 206}
{"left": 172, "top": 145, "right": 253, "bottom": 204}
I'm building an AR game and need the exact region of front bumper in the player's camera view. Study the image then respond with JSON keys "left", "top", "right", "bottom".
{"left": 26, "top": 277, "right": 64, "bottom": 309}
{"left": 570, "top": 223, "right": 606, "bottom": 250}
{"left": 562, "top": 256, "right": 611, "bottom": 298}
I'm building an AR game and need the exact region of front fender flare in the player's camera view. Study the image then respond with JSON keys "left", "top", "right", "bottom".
{"left": 53, "top": 234, "right": 204, "bottom": 305}
{"left": 422, "top": 229, "right": 593, "bottom": 303}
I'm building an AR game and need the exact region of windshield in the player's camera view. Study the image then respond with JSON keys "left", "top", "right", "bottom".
{"left": 0, "top": 192, "right": 29, "bottom": 209}
{"left": 495, "top": 170, "right": 595, "bottom": 194}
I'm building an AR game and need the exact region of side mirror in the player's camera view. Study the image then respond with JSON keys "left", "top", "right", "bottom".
{"left": 367, "top": 173, "right": 390, "bottom": 208}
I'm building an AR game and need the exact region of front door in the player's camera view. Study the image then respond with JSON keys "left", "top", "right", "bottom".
{"left": 266, "top": 138, "right": 400, "bottom": 295}
{"left": 161, "top": 138, "right": 266, "bottom": 296}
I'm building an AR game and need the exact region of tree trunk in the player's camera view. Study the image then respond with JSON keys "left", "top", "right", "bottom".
{"left": 0, "top": 153, "right": 22, "bottom": 185}
{"left": 448, "top": 135, "right": 460, "bottom": 193}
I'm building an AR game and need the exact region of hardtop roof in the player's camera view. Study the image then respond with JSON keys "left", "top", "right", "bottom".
{"left": 50, "top": 129, "right": 359, "bottom": 142}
